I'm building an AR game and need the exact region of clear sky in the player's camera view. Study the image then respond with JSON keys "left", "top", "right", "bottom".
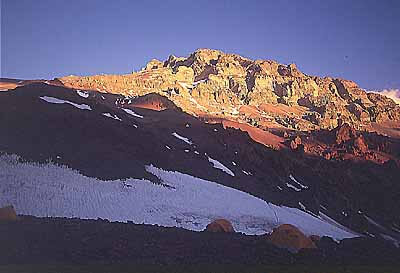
{"left": 1, "top": 0, "right": 399, "bottom": 90}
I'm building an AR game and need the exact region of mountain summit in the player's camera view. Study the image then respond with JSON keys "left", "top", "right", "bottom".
{"left": 58, "top": 48, "right": 400, "bottom": 133}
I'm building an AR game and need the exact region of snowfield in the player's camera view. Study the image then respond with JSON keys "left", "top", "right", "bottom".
{"left": 40, "top": 96, "right": 92, "bottom": 110}
{"left": 0, "top": 154, "right": 358, "bottom": 239}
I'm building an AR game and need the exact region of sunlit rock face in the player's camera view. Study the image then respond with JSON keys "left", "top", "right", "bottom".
{"left": 377, "top": 89, "right": 400, "bottom": 105}
{"left": 58, "top": 48, "right": 400, "bottom": 131}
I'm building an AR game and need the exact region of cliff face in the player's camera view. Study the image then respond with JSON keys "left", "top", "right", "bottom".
{"left": 58, "top": 48, "right": 400, "bottom": 131}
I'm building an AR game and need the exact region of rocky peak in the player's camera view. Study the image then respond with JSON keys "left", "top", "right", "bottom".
{"left": 58, "top": 48, "right": 400, "bottom": 133}
{"left": 144, "top": 59, "right": 163, "bottom": 71}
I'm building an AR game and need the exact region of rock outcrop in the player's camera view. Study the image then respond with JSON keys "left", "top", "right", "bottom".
{"left": 128, "top": 93, "right": 180, "bottom": 111}
{"left": 335, "top": 123, "right": 356, "bottom": 145}
{"left": 290, "top": 135, "right": 302, "bottom": 150}
{"left": 58, "top": 48, "right": 400, "bottom": 132}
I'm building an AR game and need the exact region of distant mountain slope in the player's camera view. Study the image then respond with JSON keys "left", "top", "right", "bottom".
{"left": 1, "top": 82, "right": 399, "bottom": 246}
{"left": 369, "top": 89, "right": 400, "bottom": 105}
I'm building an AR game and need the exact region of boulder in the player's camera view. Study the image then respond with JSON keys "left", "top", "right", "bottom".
{"left": 290, "top": 136, "right": 302, "bottom": 150}
{"left": 267, "top": 224, "right": 316, "bottom": 252}
{"left": 0, "top": 205, "right": 18, "bottom": 221}
{"left": 294, "top": 136, "right": 302, "bottom": 145}
{"left": 205, "top": 219, "right": 235, "bottom": 233}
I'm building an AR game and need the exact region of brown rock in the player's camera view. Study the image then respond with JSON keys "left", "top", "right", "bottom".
{"left": 0, "top": 205, "right": 18, "bottom": 221}
{"left": 294, "top": 136, "right": 302, "bottom": 145}
{"left": 336, "top": 123, "right": 356, "bottom": 144}
{"left": 283, "top": 131, "right": 289, "bottom": 138}
{"left": 354, "top": 135, "right": 368, "bottom": 153}
{"left": 205, "top": 219, "right": 235, "bottom": 233}
{"left": 267, "top": 224, "right": 316, "bottom": 252}
{"left": 290, "top": 140, "right": 298, "bottom": 150}
{"left": 290, "top": 136, "right": 302, "bottom": 150}
{"left": 130, "top": 93, "right": 179, "bottom": 111}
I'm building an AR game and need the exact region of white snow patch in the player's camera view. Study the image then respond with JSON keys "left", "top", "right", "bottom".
{"left": 232, "top": 161, "right": 237, "bottom": 166}
{"left": 364, "top": 215, "right": 386, "bottom": 230}
{"left": 76, "top": 90, "right": 89, "bottom": 98}
{"left": 289, "top": 175, "right": 308, "bottom": 189}
{"left": 101, "top": 96, "right": 106, "bottom": 100}
{"left": 298, "top": 202, "right": 319, "bottom": 218}
{"left": 40, "top": 96, "right": 92, "bottom": 111}
{"left": 286, "top": 183, "right": 301, "bottom": 192}
{"left": 380, "top": 234, "right": 400, "bottom": 248}
{"left": 299, "top": 202, "right": 306, "bottom": 211}
{"left": 184, "top": 149, "right": 190, "bottom": 153}
{"left": 165, "top": 145, "right": 171, "bottom": 150}
{"left": 193, "top": 79, "right": 206, "bottom": 86}
{"left": 213, "top": 128, "right": 218, "bottom": 132}
{"left": 392, "top": 226, "right": 400, "bottom": 233}
{"left": 277, "top": 186, "right": 283, "bottom": 191}
{"left": 122, "top": 108, "right": 143, "bottom": 119}
{"left": 365, "top": 231, "right": 376, "bottom": 237}
{"left": 207, "top": 156, "right": 235, "bottom": 177}
{"left": 172, "top": 132, "right": 193, "bottom": 145}
{"left": 0, "top": 154, "right": 359, "bottom": 239}
{"left": 133, "top": 124, "right": 138, "bottom": 128}
{"left": 194, "top": 151, "right": 200, "bottom": 155}
{"left": 102, "top": 113, "right": 122, "bottom": 121}
{"left": 242, "top": 170, "right": 252, "bottom": 176}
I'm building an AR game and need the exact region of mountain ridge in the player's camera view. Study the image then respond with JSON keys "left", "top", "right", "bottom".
{"left": 55, "top": 48, "right": 400, "bottom": 134}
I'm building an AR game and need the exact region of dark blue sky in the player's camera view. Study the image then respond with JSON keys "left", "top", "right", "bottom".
{"left": 1, "top": 0, "right": 399, "bottom": 90}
